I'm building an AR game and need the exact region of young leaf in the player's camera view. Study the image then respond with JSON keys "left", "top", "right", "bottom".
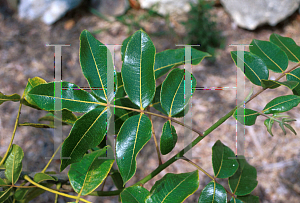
{"left": 233, "top": 108, "right": 260, "bottom": 126}
{"left": 60, "top": 107, "right": 109, "bottom": 172}
{"left": 160, "top": 68, "right": 196, "bottom": 117}
{"left": 270, "top": 33, "right": 300, "bottom": 63}
{"left": 120, "top": 186, "right": 150, "bottom": 203}
{"left": 121, "top": 29, "right": 156, "bottom": 110}
{"left": 23, "top": 77, "right": 47, "bottom": 109}
{"left": 68, "top": 146, "right": 114, "bottom": 196}
{"left": 0, "top": 92, "right": 20, "bottom": 105}
{"left": 279, "top": 122, "right": 286, "bottom": 135}
{"left": 154, "top": 48, "right": 211, "bottom": 80}
{"left": 18, "top": 122, "right": 55, "bottom": 128}
{"left": 28, "top": 81, "right": 105, "bottom": 113}
{"left": 38, "top": 109, "right": 78, "bottom": 126}
{"left": 284, "top": 123, "right": 297, "bottom": 135}
{"left": 212, "top": 140, "right": 238, "bottom": 179}
{"left": 116, "top": 114, "right": 152, "bottom": 185}
{"left": 261, "top": 79, "right": 298, "bottom": 90}
{"left": 4, "top": 144, "right": 24, "bottom": 184}
{"left": 80, "top": 29, "right": 115, "bottom": 102}
{"left": 228, "top": 156, "right": 258, "bottom": 196}
{"left": 231, "top": 51, "right": 269, "bottom": 86}
{"left": 264, "top": 118, "right": 275, "bottom": 137}
{"left": 160, "top": 120, "right": 177, "bottom": 155}
{"left": 250, "top": 39, "right": 288, "bottom": 73}
{"left": 263, "top": 95, "right": 300, "bottom": 114}
{"left": 145, "top": 171, "right": 199, "bottom": 203}
{"left": 198, "top": 181, "right": 227, "bottom": 203}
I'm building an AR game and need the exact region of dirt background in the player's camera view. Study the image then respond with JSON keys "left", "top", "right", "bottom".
{"left": 1, "top": 1, "right": 300, "bottom": 202}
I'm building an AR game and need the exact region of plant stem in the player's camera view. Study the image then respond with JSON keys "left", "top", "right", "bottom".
{"left": 147, "top": 106, "right": 162, "bottom": 165}
{"left": 24, "top": 175, "right": 91, "bottom": 203}
{"left": 41, "top": 142, "right": 62, "bottom": 173}
{"left": 0, "top": 93, "right": 25, "bottom": 166}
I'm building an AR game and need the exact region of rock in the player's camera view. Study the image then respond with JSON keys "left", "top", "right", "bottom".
{"left": 90, "top": 0, "right": 129, "bottom": 17}
{"left": 18, "top": 0, "right": 82, "bottom": 25}
{"left": 139, "top": 0, "right": 197, "bottom": 16}
{"left": 220, "top": 0, "right": 300, "bottom": 30}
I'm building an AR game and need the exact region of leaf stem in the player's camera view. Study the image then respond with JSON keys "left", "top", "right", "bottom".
{"left": 41, "top": 142, "right": 62, "bottom": 173}
{"left": 0, "top": 93, "right": 25, "bottom": 166}
{"left": 24, "top": 175, "right": 91, "bottom": 203}
{"left": 147, "top": 106, "right": 162, "bottom": 165}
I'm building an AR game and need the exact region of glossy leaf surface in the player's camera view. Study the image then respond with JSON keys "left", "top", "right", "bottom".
{"left": 263, "top": 95, "right": 300, "bottom": 114}
{"left": 116, "top": 114, "right": 152, "bottom": 185}
{"left": 261, "top": 79, "right": 298, "bottom": 90}
{"left": 114, "top": 98, "right": 140, "bottom": 135}
{"left": 121, "top": 35, "right": 132, "bottom": 61}
{"left": 212, "top": 140, "right": 238, "bottom": 179}
{"left": 154, "top": 48, "right": 211, "bottom": 80}
{"left": 161, "top": 68, "right": 196, "bottom": 117}
{"left": 286, "top": 68, "right": 300, "bottom": 95}
{"left": 121, "top": 186, "right": 150, "bottom": 203}
{"left": 233, "top": 108, "right": 260, "bottom": 126}
{"left": 151, "top": 84, "right": 189, "bottom": 117}
{"left": 24, "top": 77, "right": 47, "bottom": 109}
{"left": 250, "top": 39, "right": 288, "bottom": 73}
{"left": 198, "top": 181, "right": 226, "bottom": 203}
{"left": 38, "top": 109, "right": 78, "bottom": 126}
{"left": 4, "top": 144, "right": 24, "bottom": 184}
{"left": 145, "top": 171, "right": 199, "bottom": 203}
{"left": 160, "top": 121, "right": 177, "bottom": 155}
{"left": 270, "top": 33, "right": 300, "bottom": 62}
{"left": 28, "top": 81, "right": 104, "bottom": 113}
{"left": 68, "top": 146, "right": 114, "bottom": 195}
{"left": 60, "top": 107, "right": 109, "bottom": 171}
{"left": 121, "top": 30, "right": 156, "bottom": 109}
{"left": 80, "top": 29, "right": 114, "bottom": 102}
{"left": 231, "top": 51, "right": 269, "bottom": 86}
{"left": 229, "top": 156, "right": 258, "bottom": 196}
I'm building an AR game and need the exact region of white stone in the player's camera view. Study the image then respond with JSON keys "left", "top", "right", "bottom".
{"left": 220, "top": 0, "right": 300, "bottom": 30}
{"left": 139, "top": 0, "right": 197, "bottom": 16}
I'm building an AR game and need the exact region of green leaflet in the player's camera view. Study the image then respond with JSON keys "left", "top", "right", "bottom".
{"left": 286, "top": 68, "right": 300, "bottom": 95}
{"left": 263, "top": 95, "right": 300, "bottom": 114}
{"left": 198, "top": 181, "right": 227, "bottom": 203}
{"left": 121, "top": 29, "right": 156, "bottom": 109}
{"left": 60, "top": 107, "right": 109, "bottom": 171}
{"left": 154, "top": 48, "right": 211, "bottom": 80}
{"left": 68, "top": 146, "right": 114, "bottom": 195}
{"left": 28, "top": 81, "right": 105, "bottom": 113}
{"left": 115, "top": 72, "right": 126, "bottom": 99}
{"left": 233, "top": 108, "right": 260, "bottom": 126}
{"left": 121, "top": 35, "right": 132, "bottom": 61}
{"left": 160, "top": 120, "right": 177, "bottom": 155}
{"left": 212, "top": 140, "right": 238, "bottom": 179}
{"left": 23, "top": 77, "right": 47, "bottom": 109}
{"left": 4, "top": 144, "right": 24, "bottom": 184}
{"left": 145, "top": 171, "right": 199, "bottom": 203}
{"left": 80, "top": 29, "right": 115, "bottom": 102}
{"left": 261, "top": 79, "right": 298, "bottom": 90}
{"left": 116, "top": 114, "right": 152, "bottom": 185}
{"left": 114, "top": 98, "right": 140, "bottom": 135}
{"left": 250, "top": 39, "right": 288, "bottom": 73}
{"left": 228, "top": 156, "right": 258, "bottom": 196}
{"left": 121, "top": 186, "right": 150, "bottom": 203}
{"left": 0, "top": 92, "right": 20, "bottom": 105}
{"left": 270, "top": 33, "right": 300, "bottom": 63}
{"left": 151, "top": 84, "right": 190, "bottom": 117}
{"left": 160, "top": 68, "right": 196, "bottom": 117}
{"left": 231, "top": 51, "right": 269, "bottom": 86}
{"left": 229, "top": 195, "right": 259, "bottom": 203}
